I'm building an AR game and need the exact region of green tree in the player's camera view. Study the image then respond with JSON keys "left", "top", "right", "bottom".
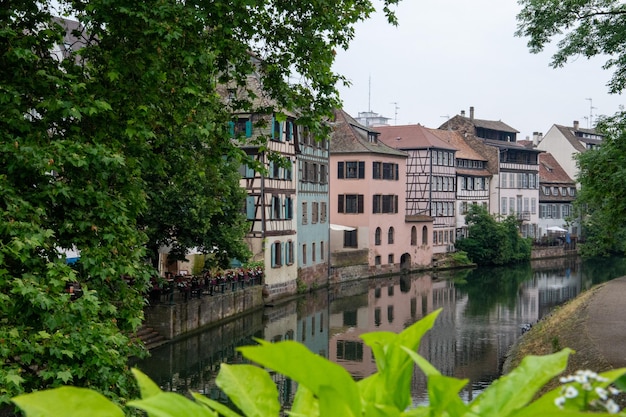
{"left": 516, "top": 0, "right": 626, "bottom": 94}
{"left": 575, "top": 114, "right": 626, "bottom": 257}
{"left": 516, "top": 1, "right": 626, "bottom": 256}
{"left": 0, "top": 0, "right": 401, "bottom": 407}
{"left": 456, "top": 205, "right": 531, "bottom": 266}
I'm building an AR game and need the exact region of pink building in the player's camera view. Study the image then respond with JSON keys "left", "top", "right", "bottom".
{"left": 329, "top": 110, "right": 432, "bottom": 272}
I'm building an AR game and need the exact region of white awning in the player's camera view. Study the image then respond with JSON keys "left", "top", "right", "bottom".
{"left": 330, "top": 224, "right": 356, "bottom": 231}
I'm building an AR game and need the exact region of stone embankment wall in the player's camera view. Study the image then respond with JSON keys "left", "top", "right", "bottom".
{"left": 530, "top": 245, "right": 577, "bottom": 260}
{"left": 144, "top": 286, "right": 263, "bottom": 340}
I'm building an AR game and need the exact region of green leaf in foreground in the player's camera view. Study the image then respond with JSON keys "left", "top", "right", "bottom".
{"left": 216, "top": 364, "right": 280, "bottom": 417}
{"left": 12, "top": 386, "right": 125, "bottom": 417}
{"left": 470, "top": 348, "right": 573, "bottom": 416}
{"left": 239, "top": 340, "right": 360, "bottom": 417}
{"left": 128, "top": 391, "right": 216, "bottom": 417}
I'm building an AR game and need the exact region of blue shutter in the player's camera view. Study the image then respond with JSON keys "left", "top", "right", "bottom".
{"left": 228, "top": 121, "right": 235, "bottom": 137}
{"left": 271, "top": 117, "right": 275, "bottom": 140}
{"left": 271, "top": 243, "right": 276, "bottom": 267}
{"left": 246, "top": 165, "right": 255, "bottom": 178}
{"left": 246, "top": 196, "right": 255, "bottom": 220}
{"left": 268, "top": 161, "right": 274, "bottom": 179}
{"left": 245, "top": 120, "right": 252, "bottom": 137}
{"left": 281, "top": 242, "right": 285, "bottom": 266}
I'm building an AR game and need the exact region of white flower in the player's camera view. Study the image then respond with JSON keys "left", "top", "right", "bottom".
{"left": 564, "top": 385, "right": 579, "bottom": 399}
{"left": 582, "top": 382, "right": 593, "bottom": 392}
{"left": 605, "top": 399, "right": 620, "bottom": 414}
{"left": 609, "top": 386, "right": 621, "bottom": 395}
{"left": 595, "top": 386, "right": 608, "bottom": 401}
{"left": 555, "top": 396, "right": 566, "bottom": 409}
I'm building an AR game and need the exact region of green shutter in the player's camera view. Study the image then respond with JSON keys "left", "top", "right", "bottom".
{"left": 246, "top": 196, "right": 255, "bottom": 220}
{"left": 245, "top": 120, "right": 252, "bottom": 137}
{"left": 228, "top": 121, "right": 235, "bottom": 137}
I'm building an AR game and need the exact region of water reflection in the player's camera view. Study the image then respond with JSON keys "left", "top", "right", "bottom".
{"left": 135, "top": 256, "right": 626, "bottom": 408}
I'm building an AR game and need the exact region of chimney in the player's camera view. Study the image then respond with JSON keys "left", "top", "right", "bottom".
{"left": 532, "top": 132, "right": 539, "bottom": 146}
{"left": 469, "top": 106, "right": 474, "bottom": 121}
{"left": 461, "top": 110, "right": 465, "bottom": 117}
{"left": 573, "top": 120, "right": 579, "bottom": 130}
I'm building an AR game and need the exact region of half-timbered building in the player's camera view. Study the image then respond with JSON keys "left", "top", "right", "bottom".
{"left": 238, "top": 113, "right": 298, "bottom": 300}
{"left": 428, "top": 129, "right": 492, "bottom": 240}
{"left": 375, "top": 124, "right": 457, "bottom": 255}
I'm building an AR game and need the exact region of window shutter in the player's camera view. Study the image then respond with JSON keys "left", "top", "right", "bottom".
{"left": 337, "top": 161, "right": 344, "bottom": 179}
{"left": 394, "top": 195, "right": 398, "bottom": 213}
{"left": 358, "top": 161, "right": 365, "bottom": 178}
{"left": 271, "top": 116, "right": 276, "bottom": 139}
{"left": 229, "top": 121, "right": 235, "bottom": 137}
{"left": 357, "top": 194, "right": 364, "bottom": 213}
{"left": 271, "top": 243, "right": 277, "bottom": 267}
{"left": 246, "top": 165, "right": 255, "bottom": 178}
{"left": 268, "top": 161, "right": 274, "bottom": 179}
{"left": 395, "top": 164, "right": 399, "bottom": 180}
{"left": 245, "top": 120, "right": 252, "bottom": 137}
{"left": 246, "top": 196, "right": 255, "bottom": 220}
{"left": 280, "top": 242, "right": 285, "bottom": 266}
{"left": 337, "top": 194, "right": 344, "bottom": 213}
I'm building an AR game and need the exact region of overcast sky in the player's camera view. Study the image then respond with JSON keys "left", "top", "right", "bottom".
{"left": 332, "top": 0, "right": 625, "bottom": 141}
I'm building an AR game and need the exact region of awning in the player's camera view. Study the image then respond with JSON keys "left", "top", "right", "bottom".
{"left": 330, "top": 224, "right": 356, "bottom": 231}
{"left": 546, "top": 226, "right": 567, "bottom": 233}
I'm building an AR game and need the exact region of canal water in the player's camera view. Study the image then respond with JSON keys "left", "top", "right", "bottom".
{"left": 134, "top": 255, "right": 626, "bottom": 407}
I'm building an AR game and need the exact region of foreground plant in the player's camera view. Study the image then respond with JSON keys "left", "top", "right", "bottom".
{"left": 12, "top": 309, "right": 626, "bottom": 416}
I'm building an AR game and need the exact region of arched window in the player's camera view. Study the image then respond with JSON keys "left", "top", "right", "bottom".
{"left": 375, "top": 227, "right": 382, "bottom": 245}
{"left": 422, "top": 226, "right": 428, "bottom": 245}
{"left": 411, "top": 226, "right": 417, "bottom": 246}
{"left": 388, "top": 227, "right": 394, "bottom": 244}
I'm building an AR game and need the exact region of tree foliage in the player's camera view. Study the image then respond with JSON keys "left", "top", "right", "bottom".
{"left": 455, "top": 205, "right": 531, "bottom": 266}
{"left": 575, "top": 113, "right": 626, "bottom": 257}
{"left": 516, "top": 0, "right": 626, "bottom": 94}
{"left": 0, "top": 0, "right": 401, "bottom": 406}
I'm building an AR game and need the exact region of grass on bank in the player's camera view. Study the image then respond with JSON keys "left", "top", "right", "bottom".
{"left": 502, "top": 283, "right": 614, "bottom": 395}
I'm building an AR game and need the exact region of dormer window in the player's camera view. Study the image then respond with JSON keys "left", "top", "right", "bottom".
{"left": 368, "top": 132, "right": 377, "bottom": 143}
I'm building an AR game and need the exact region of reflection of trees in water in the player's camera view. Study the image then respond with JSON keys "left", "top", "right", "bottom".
{"left": 581, "top": 256, "right": 626, "bottom": 288}
{"left": 455, "top": 263, "right": 533, "bottom": 316}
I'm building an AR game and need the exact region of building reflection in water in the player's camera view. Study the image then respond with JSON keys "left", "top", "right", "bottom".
{"left": 136, "top": 256, "right": 626, "bottom": 410}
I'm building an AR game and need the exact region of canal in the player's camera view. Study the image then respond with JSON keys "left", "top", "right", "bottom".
{"left": 134, "top": 255, "right": 626, "bottom": 407}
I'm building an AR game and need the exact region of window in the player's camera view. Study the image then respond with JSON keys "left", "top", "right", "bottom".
{"left": 336, "top": 340, "right": 363, "bottom": 361}
{"left": 373, "top": 194, "right": 398, "bottom": 214}
{"left": 422, "top": 226, "right": 428, "bottom": 245}
{"left": 302, "top": 202, "right": 308, "bottom": 224}
{"left": 312, "top": 202, "right": 319, "bottom": 224}
{"left": 320, "top": 164, "right": 327, "bottom": 184}
{"left": 531, "top": 198, "right": 537, "bottom": 214}
{"left": 338, "top": 194, "right": 364, "bottom": 213}
{"left": 312, "top": 242, "right": 316, "bottom": 263}
{"left": 501, "top": 173, "right": 507, "bottom": 188}
{"left": 388, "top": 254, "right": 394, "bottom": 264}
{"left": 461, "top": 201, "right": 469, "bottom": 214}
{"left": 271, "top": 241, "right": 282, "bottom": 267}
{"left": 302, "top": 244, "right": 307, "bottom": 264}
{"left": 337, "top": 161, "right": 365, "bottom": 179}
{"left": 375, "top": 227, "right": 382, "bottom": 245}
{"left": 272, "top": 119, "right": 282, "bottom": 141}
{"left": 344, "top": 230, "right": 358, "bottom": 248}
{"left": 569, "top": 187, "right": 576, "bottom": 197}
{"left": 509, "top": 197, "right": 515, "bottom": 214}
{"left": 285, "top": 197, "right": 293, "bottom": 219}
{"left": 501, "top": 197, "right": 507, "bottom": 215}
{"left": 375, "top": 256, "right": 381, "bottom": 266}
{"left": 562, "top": 204, "right": 571, "bottom": 217}
{"left": 433, "top": 231, "right": 438, "bottom": 245}
{"left": 320, "top": 241, "right": 324, "bottom": 260}
{"left": 272, "top": 196, "right": 281, "bottom": 219}
{"left": 320, "top": 202, "right": 327, "bottom": 223}
{"left": 286, "top": 241, "right": 294, "bottom": 265}
{"left": 388, "top": 227, "right": 394, "bottom": 244}
{"left": 411, "top": 226, "right": 417, "bottom": 246}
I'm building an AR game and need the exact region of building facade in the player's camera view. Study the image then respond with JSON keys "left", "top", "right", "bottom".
{"left": 537, "top": 152, "right": 578, "bottom": 238}
{"left": 375, "top": 125, "right": 457, "bottom": 255}
{"left": 296, "top": 127, "right": 330, "bottom": 288}
{"left": 329, "top": 110, "right": 432, "bottom": 272}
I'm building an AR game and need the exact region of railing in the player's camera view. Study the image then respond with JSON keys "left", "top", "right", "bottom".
{"left": 516, "top": 211, "right": 531, "bottom": 221}
{"left": 147, "top": 268, "right": 264, "bottom": 304}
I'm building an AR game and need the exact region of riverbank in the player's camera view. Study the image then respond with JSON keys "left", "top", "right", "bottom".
{"left": 502, "top": 277, "right": 626, "bottom": 398}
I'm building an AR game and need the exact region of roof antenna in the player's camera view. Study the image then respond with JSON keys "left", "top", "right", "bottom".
{"left": 391, "top": 102, "right": 399, "bottom": 125}
{"left": 368, "top": 75, "right": 371, "bottom": 113}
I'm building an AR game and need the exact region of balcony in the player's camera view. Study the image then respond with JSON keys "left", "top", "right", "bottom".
{"left": 516, "top": 211, "right": 531, "bottom": 222}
